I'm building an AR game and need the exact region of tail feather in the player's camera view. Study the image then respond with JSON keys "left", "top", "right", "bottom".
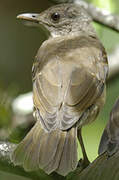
{"left": 56, "top": 127, "right": 78, "bottom": 176}
{"left": 23, "top": 126, "right": 44, "bottom": 170}
{"left": 44, "top": 131, "right": 67, "bottom": 174}
{"left": 38, "top": 128, "right": 61, "bottom": 169}
{"left": 11, "top": 121, "right": 78, "bottom": 176}
{"left": 11, "top": 124, "right": 38, "bottom": 166}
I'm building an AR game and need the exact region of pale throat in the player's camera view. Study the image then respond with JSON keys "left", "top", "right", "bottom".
{"left": 50, "top": 27, "right": 82, "bottom": 38}
{"left": 48, "top": 21, "right": 92, "bottom": 38}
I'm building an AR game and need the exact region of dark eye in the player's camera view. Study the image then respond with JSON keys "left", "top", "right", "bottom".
{"left": 51, "top": 12, "right": 60, "bottom": 22}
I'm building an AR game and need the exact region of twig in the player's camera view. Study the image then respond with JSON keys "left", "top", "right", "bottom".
{"left": 1, "top": 97, "right": 119, "bottom": 179}
{"left": 1, "top": 141, "right": 119, "bottom": 180}
{"left": 1, "top": 99, "right": 119, "bottom": 180}
{"left": 50, "top": 0, "right": 119, "bottom": 33}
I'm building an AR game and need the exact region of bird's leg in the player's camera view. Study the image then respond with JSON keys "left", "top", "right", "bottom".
{"left": 77, "top": 128, "right": 90, "bottom": 168}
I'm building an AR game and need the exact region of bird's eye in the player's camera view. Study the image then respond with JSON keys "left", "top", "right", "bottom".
{"left": 51, "top": 12, "right": 60, "bottom": 22}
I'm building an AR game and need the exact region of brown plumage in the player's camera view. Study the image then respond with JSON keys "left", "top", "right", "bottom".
{"left": 11, "top": 3, "right": 108, "bottom": 176}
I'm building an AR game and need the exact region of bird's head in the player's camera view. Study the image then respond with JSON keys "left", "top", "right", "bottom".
{"left": 17, "top": 3, "right": 95, "bottom": 38}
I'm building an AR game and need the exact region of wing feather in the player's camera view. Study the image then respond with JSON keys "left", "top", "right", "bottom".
{"left": 33, "top": 36, "right": 108, "bottom": 131}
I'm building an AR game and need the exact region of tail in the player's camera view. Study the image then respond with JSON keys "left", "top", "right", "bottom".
{"left": 11, "top": 121, "right": 78, "bottom": 176}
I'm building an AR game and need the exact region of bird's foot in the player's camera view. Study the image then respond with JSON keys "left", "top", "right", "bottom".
{"left": 77, "top": 158, "right": 90, "bottom": 169}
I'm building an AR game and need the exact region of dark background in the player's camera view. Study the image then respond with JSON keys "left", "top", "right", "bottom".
{"left": 0, "top": 0, "right": 52, "bottom": 93}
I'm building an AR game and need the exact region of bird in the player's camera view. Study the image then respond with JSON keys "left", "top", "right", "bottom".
{"left": 11, "top": 3, "right": 108, "bottom": 176}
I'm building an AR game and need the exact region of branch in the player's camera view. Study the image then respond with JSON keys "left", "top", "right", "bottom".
{"left": 1, "top": 141, "right": 119, "bottom": 180}
{"left": 50, "top": 0, "right": 119, "bottom": 33}
{"left": 74, "top": 151, "right": 119, "bottom": 180}
{"left": 1, "top": 97, "right": 119, "bottom": 179}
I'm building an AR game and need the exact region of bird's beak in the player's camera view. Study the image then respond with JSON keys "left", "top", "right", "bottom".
{"left": 17, "top": 13, "right": 50, "bottom": 37}
{"left": 17, "top": 13, "right": 39, "bottom": 25}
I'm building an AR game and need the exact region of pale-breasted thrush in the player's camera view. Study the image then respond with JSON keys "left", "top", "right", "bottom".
{"left": 11, "top": 3, "right": 108, "bottom": 176}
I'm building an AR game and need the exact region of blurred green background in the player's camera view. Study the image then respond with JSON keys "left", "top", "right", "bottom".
{"left": 0, "top": 0, "right": 119, "bottom": 179}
